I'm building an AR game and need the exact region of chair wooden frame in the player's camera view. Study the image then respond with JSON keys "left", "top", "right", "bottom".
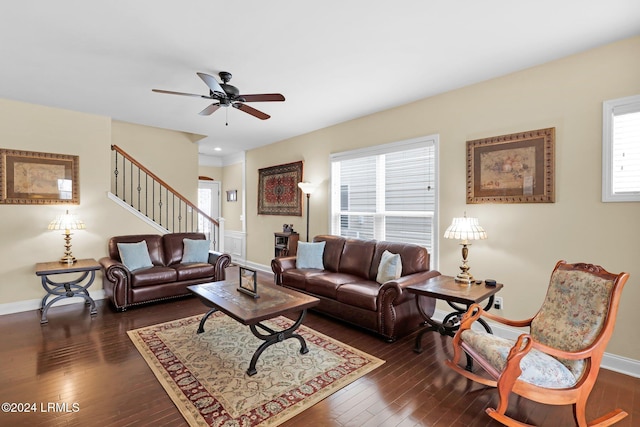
{"left": 446, "top": 260, "right": 629, "bottom": 427}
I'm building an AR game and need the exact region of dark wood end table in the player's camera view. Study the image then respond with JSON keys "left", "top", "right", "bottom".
{"left": 407, "top": 275, "right": 503, "bottom": 355}
{"left": 188, "top": 280, "right": 320, "bottom": 376}
{"left": 35, "top": 258, "right": 101, "bottom": 324}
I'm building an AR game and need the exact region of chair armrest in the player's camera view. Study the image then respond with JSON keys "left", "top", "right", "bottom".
{"left": 530, "top": 338, "right": 596, "bottom": 360}
{"left": 458, "top": 303, "right": 534, "bottom": 329}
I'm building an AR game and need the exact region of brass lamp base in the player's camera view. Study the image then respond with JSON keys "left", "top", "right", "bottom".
{"left": 59, "top": 254, "right": 77, "bottom": 264}
{"left": 455, "top": 241, "right": 474, "bottom": 285}
{"left": 454, "top": 272, "right": 474, "bottom": 284}
{"left": 59, "top": 231, "right": 77, "bottom": 264}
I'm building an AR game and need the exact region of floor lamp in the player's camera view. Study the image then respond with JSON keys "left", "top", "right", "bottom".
{"left": 297, "top": 182, "right": 317, "bottom": 242}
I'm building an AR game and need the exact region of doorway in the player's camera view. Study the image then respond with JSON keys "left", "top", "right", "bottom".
{"left": 198, "top": 180, "right": 221, "bottom": 246}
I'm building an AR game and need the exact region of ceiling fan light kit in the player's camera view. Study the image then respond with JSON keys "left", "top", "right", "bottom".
{"left": 152, "top": 71, "right": 285, "bottom": 124}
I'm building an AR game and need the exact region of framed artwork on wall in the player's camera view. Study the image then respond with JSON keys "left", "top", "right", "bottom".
{"left": 0, "top": 148, "right": 80, "bottom": 205}
{"left": 257, "top": 161, "right": 303, "bottom": 215}
{"left": 466, "top": 128, "right": 555, "bottom": 204}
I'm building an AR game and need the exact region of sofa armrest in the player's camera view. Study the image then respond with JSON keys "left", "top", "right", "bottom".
{"left": 99, "top": 256, "right": 132, "bottom": 310}
{"left": 208, "top": 251, "right": 232, "bottom": 281}
{"left": 380, "top": 269, "right": 442, "bottom": 292}
{"left": 379, "top": 270, "right": 442, "bottom": 305}
{"left": 99, "top": 256, "right": 131, "bottom": 279}
{"left": 271, "top": 256, "right": 297, "bottom": 285}
{"left": 377, "top": 270, "right": 441, "bottom": 340}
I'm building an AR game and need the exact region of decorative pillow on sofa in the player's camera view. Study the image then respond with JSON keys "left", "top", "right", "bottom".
{"left": 376, "top": 250, "right": 403, "bottom": 284}
{"left": 296, "top": 241, "right": 326, "bottom": 269}
{"left": 182, "top": 238, "right": 211, "bottom": 263}
{"left": 117, "top": 241, "right": 153, "bottom": 272}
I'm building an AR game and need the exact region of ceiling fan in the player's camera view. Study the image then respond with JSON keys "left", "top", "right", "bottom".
{"left": 152, "top": 71, "right": 285, "bottom": 120}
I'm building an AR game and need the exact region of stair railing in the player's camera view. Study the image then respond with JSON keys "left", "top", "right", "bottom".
{"left": 109, "top": 144, "right": 220, "bottom": 249}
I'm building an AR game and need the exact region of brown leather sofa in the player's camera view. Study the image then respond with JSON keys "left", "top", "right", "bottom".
{"left": 271, "top": 235, "right": 440, "bottom": 342}
{"left": 99, "top": 232, "right": 231, "bottom": 311}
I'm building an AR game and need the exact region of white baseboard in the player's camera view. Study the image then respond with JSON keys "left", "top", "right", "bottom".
{"left": 0, "top": 290, "right": 107, "bottom": 316}
{"left": 224, "top": 230, "right": 246, "bottom": 263}
{"left": 433, "top": 308, "right": 640, "bottom": 379}
{"left": 241, "top": 261, "right": 272, "bottom": 274}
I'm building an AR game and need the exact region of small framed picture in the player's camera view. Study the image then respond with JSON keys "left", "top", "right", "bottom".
{"left": 238, "top": 267, "right": 259, "bottom": 298}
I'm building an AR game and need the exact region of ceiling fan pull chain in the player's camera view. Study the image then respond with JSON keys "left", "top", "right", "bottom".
{"left": 226, "top": 107, "right": 229, "bottom": 126}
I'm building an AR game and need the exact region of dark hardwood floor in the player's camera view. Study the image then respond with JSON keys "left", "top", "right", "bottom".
{"left": 1, "top": 269, "right": 637, "bottom": 426}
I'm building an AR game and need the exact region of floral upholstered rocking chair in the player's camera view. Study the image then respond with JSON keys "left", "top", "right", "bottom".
{"left": 446, "top": 260, "right": 629, "bottom": 427}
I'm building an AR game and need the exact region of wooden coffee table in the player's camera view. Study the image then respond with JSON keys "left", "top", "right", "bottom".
{"left": 188, "top": 280, "right": 320, "bottom": 376}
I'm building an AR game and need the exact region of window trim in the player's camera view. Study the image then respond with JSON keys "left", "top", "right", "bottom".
{"left": 602, "top": 94, "right": 640, "bottom": 202}
{"left": 329, "top": 134, "right": 440, "bottom": 269}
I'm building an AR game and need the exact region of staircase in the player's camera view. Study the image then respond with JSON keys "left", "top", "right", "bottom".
{"left": 108, "top": 144, "right": 223, "bottom": 251}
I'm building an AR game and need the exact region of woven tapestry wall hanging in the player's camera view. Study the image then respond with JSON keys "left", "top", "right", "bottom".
{"left": 258, "top": 161, "right": 303, "bottom": 216}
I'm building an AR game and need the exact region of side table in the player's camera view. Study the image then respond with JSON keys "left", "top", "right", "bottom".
{"left": 407, "top": 275, "right": 503, "bottom": 354}
{"left": 35, "top": 258, "right": 101, "bottom": 324}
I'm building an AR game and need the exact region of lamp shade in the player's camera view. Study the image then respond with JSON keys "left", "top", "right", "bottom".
{"left": 48, "top": 210, "right": 86, "bottom": 231}
{"left": 444, "top": 215, "right": 486, "bottom": 241}
{"left": 297, "top": 182, "right": 317, "bottom": 195}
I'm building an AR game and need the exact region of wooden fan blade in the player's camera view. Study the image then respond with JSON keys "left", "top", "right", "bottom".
{"left": 197, "top": 72, "right": 225, "bottom": 95}
{"left": 152, "top": 89, "right": 209, "bottom": 98}
{"left": 239, "top": 93, "right": 285, "bottom": 102}
{"left": 198, "top": 103, "right": 221, "bottom": 116}
{"left": 233, "top": 103, "right": 270, "bottom": 120}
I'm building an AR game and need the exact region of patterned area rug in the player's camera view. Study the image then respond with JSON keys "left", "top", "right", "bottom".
{"left": 128, "top": 312, "right": 384, "bottom": 426}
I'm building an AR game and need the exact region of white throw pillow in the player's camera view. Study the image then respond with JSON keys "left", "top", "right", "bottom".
{"left": 376, "top": 250, "right": 402, "bottom": 284}
{"left": 182, "top": 238, "right": 211, "bottom": 263}
{"left": 296, "top": 241, "right": 326, "bottom": 269}
{"left": 117, "top": 241, "right": 153, "bottom": 271}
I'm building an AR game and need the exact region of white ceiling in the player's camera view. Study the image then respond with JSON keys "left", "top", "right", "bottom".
{"left": 1, "top": 1, "right": 639, "bottom": 160}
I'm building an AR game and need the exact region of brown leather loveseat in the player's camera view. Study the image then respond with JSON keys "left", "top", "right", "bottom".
{"left": 99, "top": 232, "right": 231, "bottom": 311}
{"left": 271, "top": 235, "right": 440, "bottom": 341}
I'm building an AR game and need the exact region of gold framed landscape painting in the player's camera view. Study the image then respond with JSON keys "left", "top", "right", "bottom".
{"left": 0, "top": 148, "right": 79, "bottom": 205}
{"left": 466, "top": 128, "right": 555, "bottom": 204}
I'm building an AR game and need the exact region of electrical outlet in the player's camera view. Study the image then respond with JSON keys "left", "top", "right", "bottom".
{"left": 494, "top": 297, "right": 503, "bottom": 310}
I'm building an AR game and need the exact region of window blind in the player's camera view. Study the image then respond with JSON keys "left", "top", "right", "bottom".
{"left": 603, "top": 94, "right": 640, "bottom": 202}
{"left": 330, "top": 136, "right": 438, "bottom": 258}
{"left": 612, "top": 109, "right": 640, "bottom": 193}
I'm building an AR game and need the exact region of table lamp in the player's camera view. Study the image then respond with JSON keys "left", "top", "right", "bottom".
{"left": 48, "top": 210, "right": 86, "bottom": 264}
{"left": 444, "top": 213, "right": 487, "bottom": 284}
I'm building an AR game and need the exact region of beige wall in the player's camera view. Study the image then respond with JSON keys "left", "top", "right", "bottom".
{"left": 113, "top": 121, "right": 200, "bottom": 201}
{"left": 198, "top": 162, "right": 244, "bottom": 231}
{"left": 0, "top": 100, "right": 200, "bottom": 305}
{"left": 198, "top": 165, "right": 222, "bottom": 182}
{"left": 222, "top": 162, "right": 244, "bottom": 231}
{"left": 245, "top": 36, "right": 640, "bottom": 360}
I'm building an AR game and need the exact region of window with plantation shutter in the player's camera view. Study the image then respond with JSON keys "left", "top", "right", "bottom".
{"left": 603, "top": 94, "right": 640, "bottom": 202}
{"left": 330, "top": 135, "right": 439, "bottom": 268}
